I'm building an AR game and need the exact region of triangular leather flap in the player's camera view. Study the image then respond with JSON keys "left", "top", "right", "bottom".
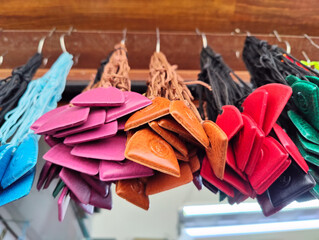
{"left": 125, "top": 128, "right": 180, "bottom": 177}
{"left": 124, "top": 97, "right": 170, "bottom": 131}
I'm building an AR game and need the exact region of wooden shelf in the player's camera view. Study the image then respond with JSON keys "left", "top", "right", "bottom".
{"left": 0, "top": 69, "right": 251, "bottom": 83}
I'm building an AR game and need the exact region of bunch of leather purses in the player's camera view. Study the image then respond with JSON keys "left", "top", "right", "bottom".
{"left": 123, "top": 97, "right": 218, "bottom": 208}
{"left": 285, "top": 75, "right": 319, "bottom": 200}
{"left": 32, "top": 87, "right": 153, "bottom": 221}
{"left": 200, "top": 83, "right": 316, "bottom": 216}
{"left": 0, "top": 134, "right": 38, "bottom": 207}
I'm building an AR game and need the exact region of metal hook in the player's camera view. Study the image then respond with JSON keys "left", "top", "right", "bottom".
{"left": 302, "top": 51, "right": 311, "bottom": 64}
{"left": 273, "top": 30, "right": 291, "bottom": 54}
{"left": 156, "top": 28, "right": 160, "bottom": 53}
{"left": 73, "top": 53, "right": 80, "bottom": 66}
{"left": 37, "top": 27, "right": 56, "bottom": 54}
{"left": 120, "top": 28, "right": 127, "bottom": 45}
{"left": 60, "top": 27, "right": 74, "bottom": 53}
{"left": 304, "top": 34, "right": 319, "bottom": 49}
{"left": 0, "top": 50, "right": 8, "bottom": 66}
{"left": 42, "top": 57, "right": 49, "bottom": 66}
{"left": 284, "top": 40, "right": 291, "bottom": 54}
{"left": 273, "top": 30, "right": 282, "bottom": 42}
{"left": 235, "top": 50, "right": 241, "bottom": 59}
{"left": 195, "top": 28, "right": 207, "bottom": 48}
{"left": 231, "top": 28, "right": 241, "bottom": 35}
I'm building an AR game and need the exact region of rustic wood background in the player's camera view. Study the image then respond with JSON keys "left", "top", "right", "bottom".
{"left": 1, "top": 0, "right": 318, "bottom": 35}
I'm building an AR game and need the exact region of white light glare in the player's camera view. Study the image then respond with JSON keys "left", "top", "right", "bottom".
{"left": 185, "top": 219, "right": 319, "bottom": 237}
{"left": 183, "top": 200, "right": 319, "bottom": 216}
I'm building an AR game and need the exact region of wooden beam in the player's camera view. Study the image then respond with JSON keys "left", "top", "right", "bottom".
{"left": 0, "top": 69, "right": 251, "bottom": 83}
{"left": 0, "top": 0, "right": 319, "bottom": 35}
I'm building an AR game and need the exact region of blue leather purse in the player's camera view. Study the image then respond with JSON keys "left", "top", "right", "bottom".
{"left": 0, "top": 53, "right": 73, "bottom": 206}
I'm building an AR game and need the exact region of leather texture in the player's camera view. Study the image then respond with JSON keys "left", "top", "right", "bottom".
{"left": 59, "top": 167, "right": 91, "bottom": 204}
{"left": 64, "top": 120, "right": 118, "bottom": 145}
{"left": 257, "top": 191, "right": 286, "bottom": 217}
{"left": 192, "top": 171, "right": 203, "bottom": 190}
{"left": 273, "top": 123, "right": 309, "bottom": 173}
{"left": 35, "top": 106, "right": 90, "bottom": 135}
{"left": 44, "top": 143, "right": 99, "bottom": 175}
{"left": 158, "top": 117, "right": 193, "bottom": 139}
{"left": 44, "top": 135, "right": 61, "bottom": 147}
{"left": 244, "top": 125, "right": 264, "bottom": 176}
{"left": 99, "top": 160, "right": 154, "bottom": 182}
{"left": 145, "top": 162, "right": 193, "bottom": 195}
{"left": 53, "top": 109, "right": 106, "bottom": 138}
{"left": 233, "top": 114, "right": 257, "bottom": 172}
{"left": 71, "top": 87, "right": 125, "bottom": 107}
{"left": 294, "top": 134, "right": 319, "bottom": 167}
{"left": 228, "top": 190, "right": 249, "bottom": 205}
{"left": 223, "top": 167, "right": 253, "bottom": 197}
{"left": 268, "top": 162, "right": 315, "bottom": 207}
{"left": 80, "top": 173, "right": 110, "bottom": 197}
{"left": 71, "top": 134, "right": 126, "bottom": 161}
{"left": 189, "top": 155, "right": 201, "bottom": 173}
{"left": 258, "top": 83, "right": 292, "bottom": 136}
{"left": 242, "top": 89, "right": 268, "bottom": 128}
{"left": 58, "top": 186, "right": 71, "bottom": 222}
{"left": 105, "top": 91, "right": 152, "bottom": 123}
{"left": 0, "top": 145, "right": 14, "bottom": 182}
{"left": 0, "top": 167, "right": 35, "bottom": 207}
{"left": 298, "top": 133, "right": 319, "bottom": 156}
{"left": 124, "top": 97, "right": 170, "bottom": 131}
{"left": 291, "top": 79, "right": 319, "bottom": 131}
{"left": 175, "top": 150, "right": 189, "bottom": 162}
{"left": 70, "top": 192, "right": 94, "bottom": 214}
{"left": 226, "top": 145, "right": 247, "bottom": 181}
{"left": 53, "top": 179, "right": 65, "bottom": 198}
{"left": 89, "top": 188, "right": 112, "bottom": 210}
{"left": 203, "top": 120, "right": 228, "bottom": 180}
{"left": 30, "top": 105, "right": 69, "bottom": 131}
{"left": 200, "top": 155, "right": 235, "bottom": 197}
{"left": 288, "top": 110, "right": 319, "bottom": 145}
{"left": 37, "top": 161, "right": 52, "bottom": 190}
{"left": 169, "top": 100, "right": 209, "bottom": 149}
{"left": 202, "top": 178, "right": 218, "bottom": 194}
{"left": 125, "top": 128, "right": 180, "bottom": 177}
{"left": 43, "top": 164, "right": 61, "bottom": 189}
{"left": 248, "top": 137, "right": 290, "bottom": 194}
{"left": 1, "top": 134, "right": 38, "bottom": 189}
{"left": 216, "top": 105, "right": 243, "bottom": 140}
{"left": 116, "top": 178, "right": 149, "bottom": 210}
{"left": 149, "top": 120, "right": 188, "bottom": 157}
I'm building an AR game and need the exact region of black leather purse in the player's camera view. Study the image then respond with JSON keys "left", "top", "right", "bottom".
{"left": 267, "top": 162, "right": 315, "bottom": 207}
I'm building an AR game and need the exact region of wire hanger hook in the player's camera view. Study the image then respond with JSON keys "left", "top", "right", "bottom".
{"left": 304, "top": 34, "right": 319, "bottom": 49}
{"left": 273, "top": 30, "right": 291, "bottom": 54}
{"left": 121, "top": 28, "right": 127, "bottom": 45}
{"left": 60, "top": 26, "right": 74, "bottom": 53}
{"left": 302, "top": 51, "right": 311, "bottom": 64}
{"left": 37, "top": 27, "right": 56, "bottom": 54}
{"left": 195, "top": 28, "right": 207, "bottom": 48}
{"left": 0, "top": 50, "right": 8, "bottom": 66}
{"left": 156, "top": 28, "right": 160, "bottom": 53}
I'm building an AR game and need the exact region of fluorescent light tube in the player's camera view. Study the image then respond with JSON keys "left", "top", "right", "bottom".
{"left": 185, "top": 219, "right": 319, "bottom": 237}
{"left": 183, "top": 200, "right": 319, "bottom": 217}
